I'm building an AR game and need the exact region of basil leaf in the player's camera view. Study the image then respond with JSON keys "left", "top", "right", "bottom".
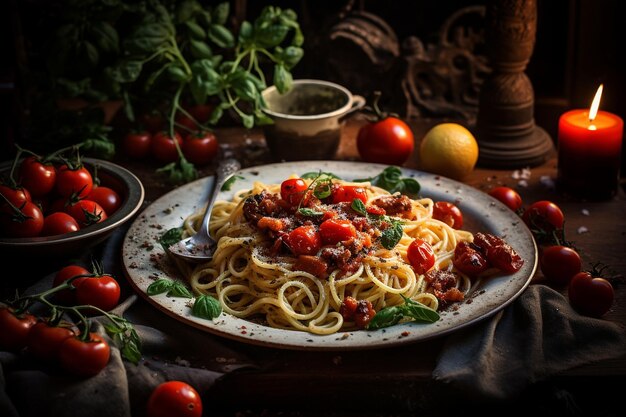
{"left": 355, "top": 166, "right": 420, "bottom": 198}
{"left": 351, "top": 199, "right": 367, "bottom": 216}
{"left": 147, "top": 279, "right": 174, "bottom": 295}
{"left": 298, "top": 208, "right": 324, "bottom": 217}
{"left": 159, "top": 227, "right": 183, "bottom": 252}
{"left": 168, "top": 281, "right": 193, "bottom": 298}
{"left": 402, "top": 178, "right": 421, "bottom": 196}
{"left": 221, "top": 175, "right": 244, "bottom": 191}
{"left": 400, "top": 296, "right": 440, "bottom": 323}
{"left": 301, "top": 171, "right": 341, "bottom": 180}
{"left": 380, "top": 221, "right": 403, "bottom": 250}
{"left": 212, "top": 2, "right": 230, "bottom": 25}
{"left": 273, "top": 64, "right": 292, "bottom": 94}
{"left": 192, "top": 294, "right": 222, "bottom": 320}
{"left": 367, "top": 306, "right": 403, "bottom": 330}
{"left": 121, "top": 338, "right": 142, "bottom": 365}
{"left": 313, "top": 182, "right": 332, "bottom": 199}
{"left": 185, "top": 20, "right": 206, "bottom": 40}
{"left": 208, "top": 24, "right": 235, "bottom": 49}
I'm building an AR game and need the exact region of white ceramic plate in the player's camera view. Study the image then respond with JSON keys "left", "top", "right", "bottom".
{"left": 122, "top": 161, "right": 537, "bottom": 350}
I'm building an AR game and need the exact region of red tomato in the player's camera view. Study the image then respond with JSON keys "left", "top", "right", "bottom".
{"left": 151, "top": 131, "right": 183, "bottom": 163}
{"left": 55, "top": 164, "right": 94, "bottom": 199}
{"left": 140, "top": 111, "right": 165, "bottom": 133}
{"left": 331, "top": 185, "right": 368, "bottom": 205}
{"left": 66, "top": 199, "right": 108, "bottom": 228}
{"left": 123, "top": 131, "right": 152, "bottom": 159}
{"left": 488, "top": 186, "right": 523, "bottom": 211}
{"left": 182, "top": 131, "right": 219, "bottom": 165}
{"left": 319, "top": 219, "right": 357, "bottom": 245}
{"left": 26, "top": 322, "right": 75, "bottom": 362}
{"left": 286, "top": 226, "right": 321, "bottom": 256}
{"left": 522, "top": 200, "right": 564, "bottom": 233}
{"left": 472, "top": 232, "right": 524, "bottom": 274}
{"left": 58, "top": 333, "right": 110, "bottom": 377}
{"left": 432, "top": 201, "right": 463, "bottom": 229}
{"left": 0, "top": 201, "right": 44, "bottom": 237}
{"left": 0, "top": 308, "right": 37, "bottom": 351}
{"left": 0, "top": 184, "right": 31, "bottom": 207}
{"left": 357, "top": 117, "right": 414, "bottom": 165}
{"left": 19, "top": 157, "right": 56, "bottom": 198}
{"left": 146, "top": 381, "right": 203, "bottom": 417}
{"left": 186, "top": 104, "right": 214, "bottom": 124}
{"left": 280, "top": 178, "right": 308, "bottom": 206}
{"left": 41, "top": 212, "right": 80, "bottom": 236}
{"left": 407, "top": 238, "right": 435, "bottom": 275}
{"left": 53, "top": 265, "right": 91, "bottom": 305}
{"left": 568, "top": 272, "right": 614, "bottom": 318}
{"left": 540, "top": 245, "right": 581, "bottom": 286}
{"left": 74, "top": 275, "right": 121, "bottom": 312}
{"left": 175, "top": 112, "right": 198, "bottom": 134}
{"left": 87, "top": 186, "right": 121, "bottom": 215}
{"left": 453, "top": 241, "right": 489, "bottom": 278}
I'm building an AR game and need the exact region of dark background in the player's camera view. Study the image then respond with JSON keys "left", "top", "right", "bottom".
{"left": 1, "top": 0, "right": 624, "bottom": 161}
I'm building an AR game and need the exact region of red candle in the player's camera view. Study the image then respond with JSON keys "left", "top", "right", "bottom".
{"left": 557, "top": 85, "right": 624, "bottom": 199}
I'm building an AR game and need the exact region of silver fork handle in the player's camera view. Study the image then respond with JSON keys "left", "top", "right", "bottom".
{"left": 200, "top": 158, "right": 242, "bottom": 235}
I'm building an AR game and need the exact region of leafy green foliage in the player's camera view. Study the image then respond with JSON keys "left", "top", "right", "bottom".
{"left": 355, "top": 167, "right": 420, "bottom": 198}
{"left": 380, "top": 219, "right": 404, "bottom": 250}
{"left": 367, "top": 296, "right": 439, "bottom": 330}
{"left": 192, "top": 294, "right": 222, "bottom": 320}
{"left": 159, "top": 227, "right": 184, "bottom": 252}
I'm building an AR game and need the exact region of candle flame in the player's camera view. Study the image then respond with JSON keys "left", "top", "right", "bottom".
{"left": 589, "top": 84, "right": 603, "bottom": 122}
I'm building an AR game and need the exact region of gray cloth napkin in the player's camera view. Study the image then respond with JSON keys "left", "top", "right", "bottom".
{"left": 433, "top": 284, "right": 626, "bottom": 400}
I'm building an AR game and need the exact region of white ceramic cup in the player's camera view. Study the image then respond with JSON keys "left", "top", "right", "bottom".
{"left": 261, "top": 79, "right": 365, "bottom": 161}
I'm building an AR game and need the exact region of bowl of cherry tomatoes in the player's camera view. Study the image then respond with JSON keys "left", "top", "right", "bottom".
{"left": 0, "top": 157, "right": 144, "bottom": 257}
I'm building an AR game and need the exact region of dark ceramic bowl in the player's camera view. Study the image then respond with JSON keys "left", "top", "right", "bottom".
{"left": 0, "top": 158, "right": 144, "bottom": 257}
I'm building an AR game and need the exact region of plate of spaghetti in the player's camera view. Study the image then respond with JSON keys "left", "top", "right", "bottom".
{"left": 122, "top": 160, "right": 537, "bottom": 350}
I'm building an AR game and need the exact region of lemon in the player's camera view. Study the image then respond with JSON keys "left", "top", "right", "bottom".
{"left": 418, "top": 123, "right": 479, "bottom": 180}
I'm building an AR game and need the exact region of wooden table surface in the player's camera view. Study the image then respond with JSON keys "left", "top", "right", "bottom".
{"left": 115, "top": 116, "right": 625, "bottom": 414}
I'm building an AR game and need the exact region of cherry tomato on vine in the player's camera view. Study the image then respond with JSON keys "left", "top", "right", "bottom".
{"left": 407, "top": 238, "right": 435, "bottom": 275}
{"left": 74, "top": 274, "right": 121, "bottom": 312}
{"left": 41, "top": 212, "right": 80, "bottom": 236}
{"left": 331, "top": 185, "right": 368, "bottom": 205}
{"left": 0, "top": 308, "right": 37, "bottom": 351}
{"left": 58, "top": 333, "right": 110, "bottom": 377}
{"left": 540, "top": 245, "right": 581, "bottom": 286}
{"left": 87, "top": 186, "right": 121, "bottom": 215}
{"left": 568, "top": 272, "right": 614, "bottom": 318}
{"left": 151, "top": 131, "right": 183, "bottom": 163}
{"left": 182, "top": 131, "right": 219, "bottom": 166}
{"left": 26, "top": 322, "right": 75, "bottom": 362}
{"left": 140, "top": 111, "right": 165, "bottom": 134}
{"left": 522, "top": 200, "right": 564, "bottom": 233}
{"left": 65, "top": 199, "right": 108, "bottom": 228}
{"left": 0, "top": 184, "right": 31, "bottom": 207}
{"left": 357, "top": 117, "right": 414, "bottom": 165}
{"left": 186, "top": 103, "right": 214, "bottom": 125}
{"left": 286, "top": 226, "right": 321, "bottom": 256}
{"left": 488, "top": 186, "right": 523, "bottom": 211}
{"left": 56, "top": 164, "right": 93, "bottom": 199}
{"left": 319, "top": 219, "right": 357, "bottom": 245}
{"left": 53, "top": 264, "right": 91, "bottom": 305}
{"left": 280, "top": 178, "right": 308, "bottom": 206}
{"left": 0, "top": 201, "right": 44, "bottom": 237}
{"left": 146, "top": 381, "right": 203, "bottom": 417}
{"left": 453, "top": 241, "right": 489, "bottom": 278}
{"left": 175, "top": 112, "right": 199, "bottom": 134}
{"left": 19, "top": 156, "right": 56, "bottom": 197}
{"left": 123, "top": 131, "right": 152, "bottom": 159}
{"left": 432, "top": 201, "right": 463, "bottom": 229}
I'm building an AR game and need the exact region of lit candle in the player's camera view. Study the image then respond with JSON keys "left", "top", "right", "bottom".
{"left": 557, "top": 85, "right": 624, "bottom": 200}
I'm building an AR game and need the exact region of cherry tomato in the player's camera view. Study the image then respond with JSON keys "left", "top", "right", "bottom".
{"left": 26, "top": 322, "right": 75, "bottom": 362}
{"left": 175, "top": 112, "right": 199, "bottom": 134}
{"left": 0, "top": 184, "right": 31, "bottom": 207}
{"left": 19, "top": 156, "right": 57, "bottom": 198}
{"left": 286, "top": 226, "right": 321, "bottom": 256}
{"left": 280, "top": 178, "right": 308, "bottom": 206}
{"left": 0, "top": 201, "right": 44, "bottom": 237}
{"left": 123, "top": 131, "right": 152, "bottom": 158}
{"left": 319, "top": 219, "right": 357, "bottom": 245}
{"left": 53, "top": 264, "right": 91, "bottom": 305}
{"left": 140, "top": 111, "right": 165, "bottom": 133}
{"left": 488, "top": 186, "right": 523, "bottom": 211}
{"left": 58, "top": 333, "right": 110, "bottom": 377}
{"left": 55, "top": 164, "right": 93, "bottom": 199}
{"left": 151, "top": 131, "right": 183, "bottom": 163}
{"left": 0, "top": 307, "right": 37, "bottom": 351}
{"left": 146, "top": 381, "right": 203, "bottom": 417}
{"left": 407, "top": 238, "right": 436, "bottom": 275}
{"left": 331, "top": 185, "right": 368, "bottom": 205}
{"left": 522, "top": 200, "right": 564, "bottom": 233}
{"left": 182, "top": 131, "right": 219, "bottom": 165}
{"left": 540, "top": 245, "right": 581, "bottom": 286}
{"left": 186, "top": 103, "right": 214, "bottom": 124}
{"left": 87, "top": 186, "right": 121, "bottom": 215}
{"left": 74, "top": 275, "right": 121, "bottom": 312}
{"left": 65, "top": 199, "right": 108, "bottom": 228}
{"left": 432, "top": 201, "right": 463, "bottom": 229}
{"left": 41, "top": 212, "right": 80, "bottom": 236}
{"left": 357, "top": 116, "right": 414, "bottom": 165}
{"left": 453, "top": 241, "right": 489, "bottom": 278}
{"left": 472, "top": 233, "right": 524, "bottom": 274}
{"left": 568, "top": 272, "right": 614, "bottom": 318}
